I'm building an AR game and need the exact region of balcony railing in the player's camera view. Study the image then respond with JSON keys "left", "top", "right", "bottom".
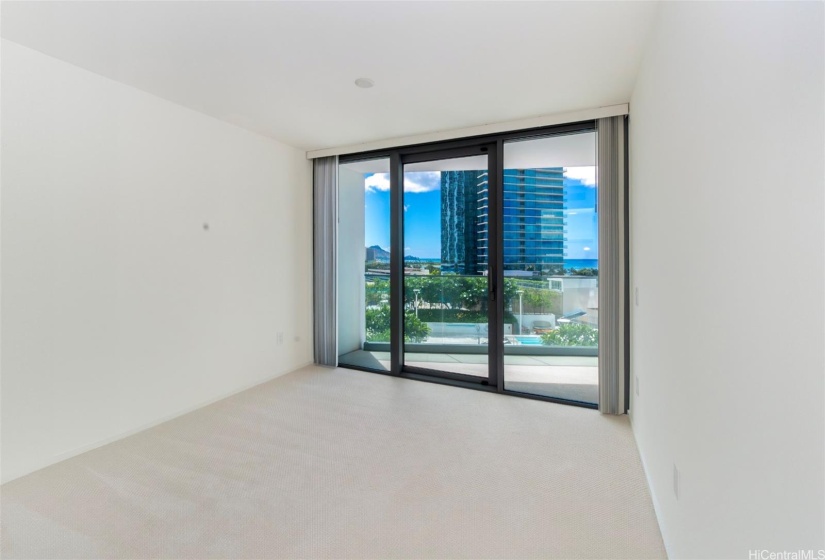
{"left": 363, "top": 272, "right": 598, "bottom": 354}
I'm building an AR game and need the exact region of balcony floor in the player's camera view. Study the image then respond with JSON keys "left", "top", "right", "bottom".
{"left": 339, "top": 350, "right": 598, "bottom": 405}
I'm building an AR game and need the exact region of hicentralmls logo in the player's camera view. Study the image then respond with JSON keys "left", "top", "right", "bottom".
{"left": 749, "top": 551, "right": 825, "bottom": 560}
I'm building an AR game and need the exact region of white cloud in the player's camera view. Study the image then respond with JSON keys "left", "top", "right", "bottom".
{"left": 564, "top": 166, "right": 596, "bottom": 186}
{"left": 364, "top": 172, "right": 441, "bottom": 193}
{"left": 404, "top": 172, "right": 440, "bottom": 193}
{"left": 364, "top": 173, "right": 390, "bottom": 192}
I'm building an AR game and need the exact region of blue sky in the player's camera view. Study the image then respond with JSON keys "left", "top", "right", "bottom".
{"left": 364, "top": 169, "right": 598, "bottom": 260}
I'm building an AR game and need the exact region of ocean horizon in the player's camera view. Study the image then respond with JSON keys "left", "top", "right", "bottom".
{"left": 565, "top": 259, "right": 598, "bottom": 269}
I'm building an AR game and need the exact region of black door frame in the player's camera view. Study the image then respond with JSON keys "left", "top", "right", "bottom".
{"left": 340, "top": 120, "right": 599, "bottom": 409}
{"left": 396, "top": 143, "right": 499, "bottom": 388}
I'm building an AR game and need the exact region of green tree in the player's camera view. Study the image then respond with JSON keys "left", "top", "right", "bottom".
{"left": 365, "top": 278, "right": 390, "bottom": 307}
{"left": 502, "top": 278, "right": 520, "bottom": 311}
{"left": 404, "top": 276, "right": 425, "bottom": 309}
{"left": 540, "top": 323, "right": 599, "bottom": 347}
{"left": 458, "top": 276, "right": 488, "bottom": 311}
{"left": 399, "top": 275, "right": 547, "bottom": 318}
{"left": 568, "top": 267, "right": 598, "bottom": 277}
{"left": 365, "top": 306, "right": 430, "bottom": 343}
{"left": 418, "top": 275, "right": 464, "bottom": 310}
{"left": 522, "top": 288, "right": 561, "bottom": 315}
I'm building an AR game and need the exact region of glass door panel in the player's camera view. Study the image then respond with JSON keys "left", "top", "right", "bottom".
{"left": 337, "top": 157, "right": 392, "bottom": 372}
{"left": 501, "top": 132, "right": 599, "bottom": 404}
{"left": 402, "top": 153, "right": 490, "bottom": 380}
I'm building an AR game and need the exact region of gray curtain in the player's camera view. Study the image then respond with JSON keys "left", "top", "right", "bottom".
{"left": 597, "top": 116, "right": 627, "bottom": 414}
{"left": 313, "top": 156, "right": 338, "bottom": 366}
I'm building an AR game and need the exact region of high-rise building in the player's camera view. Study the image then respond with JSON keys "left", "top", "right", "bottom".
{"left": 477, "top": 168, "right": 566, "bottom": 276}
{"left": 440, "top": 167, "right": 566, "bottom": 276}
{"left": 440, "top": 171, "right": 482, "bottom": 274}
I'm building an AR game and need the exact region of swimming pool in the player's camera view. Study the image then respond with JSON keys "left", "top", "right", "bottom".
{"left": 514, "top": 335, "right": 543, "bottom": 345}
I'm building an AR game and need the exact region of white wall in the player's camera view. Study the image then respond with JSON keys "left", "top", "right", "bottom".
{"left": 629, "top": 3, "right": 824, "bottom": 557}
{"left": 337, "top": 166, "right": 366, "bottom": 355}
{"left": 0, "top": 40, "right": 313, "bottom": 483}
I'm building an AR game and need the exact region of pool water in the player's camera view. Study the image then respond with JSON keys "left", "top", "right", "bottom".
{"left": 514, "top": 336, "right": 543, "bottom": 345}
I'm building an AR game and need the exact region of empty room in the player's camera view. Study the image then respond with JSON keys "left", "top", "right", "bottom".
{"left": 1, "top": 1, "right": 823, "bottom": 559}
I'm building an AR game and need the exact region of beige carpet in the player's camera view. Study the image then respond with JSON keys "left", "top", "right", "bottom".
{"left": 1, "top": 365, "right": 666, "bottom": 559}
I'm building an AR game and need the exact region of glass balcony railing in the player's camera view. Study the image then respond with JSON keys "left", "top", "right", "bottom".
{"left": 363, "top": 273, "right": 598, "bottom": 352}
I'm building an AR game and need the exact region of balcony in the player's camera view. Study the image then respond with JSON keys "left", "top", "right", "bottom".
{"left": 340, "top": 272, "right": 600, "bottom": 405}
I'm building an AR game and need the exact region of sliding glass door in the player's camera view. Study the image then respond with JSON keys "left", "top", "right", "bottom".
{"left": 401, "top": 148, "right": 493, "bottom": 382}
{"left": 336, "top": 121, "right": 608, "bottom": 408}
{"left": 500, "top": 133, "right": 599, "bottom": 404}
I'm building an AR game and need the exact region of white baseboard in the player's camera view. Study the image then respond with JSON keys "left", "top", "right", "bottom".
{"left": 629, "top": 414, "right": 673, "bottom": 559}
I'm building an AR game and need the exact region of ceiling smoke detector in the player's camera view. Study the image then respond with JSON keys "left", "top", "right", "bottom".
{"left": 354, "top": 78, "right": 374, "bottom": 89}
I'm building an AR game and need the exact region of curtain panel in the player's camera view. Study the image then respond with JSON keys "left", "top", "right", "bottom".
{"left": 597, "top": 116, "right": 627, "bottom": 414}
{"left": 313, "top": 156, "right": 338, "bottom": 366}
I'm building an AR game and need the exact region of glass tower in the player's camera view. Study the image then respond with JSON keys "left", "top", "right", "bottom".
{"left": 440, "top": 167, "right": 566, "bottom": 276}
{"left": 440, "top": 170, "right": 483, "bottom": 274}
{"left": 477, "top": 168, "right": 566, "bottom": 276}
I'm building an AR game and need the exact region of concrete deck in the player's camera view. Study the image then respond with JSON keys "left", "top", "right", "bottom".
{"left": 339, "top": 350, "right": 598, "bottom": 404}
